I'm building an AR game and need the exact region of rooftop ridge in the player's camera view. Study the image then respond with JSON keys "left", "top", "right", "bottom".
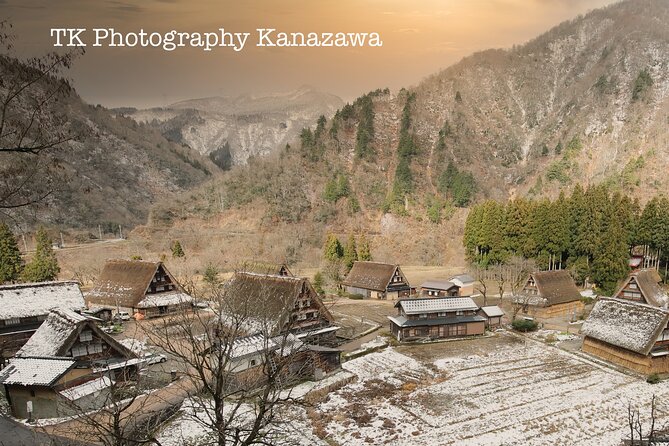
{"left": 0, "top": 280, "right": 80, "bottom": 290}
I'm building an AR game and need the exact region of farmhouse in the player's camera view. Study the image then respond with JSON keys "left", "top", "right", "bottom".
{"left": 0, "top": 281, "right": 85, "bottom": 362}
{"left": 343, "top": 261, "right": 411, "bottom": 300}
{"left": 612, "top": 269, "right": 668, "bottom": 307}
{"left": 513, "top": 270, "right": 584, "bottom": 318}
{"left": 581, "top": 298, "right": 669, "bottom": 374}
{"left": 87, "top": 259, "right": 193, "bottom": 318}
{"left": 221, "top": 272, "right": 338, "bottom": 345}
{"left": 478, "top": 306, "right": 505, "bottom": 329}
{"left": 1, "top": 309, "right": 138, "bottom": 419}
{"left": 448, "top": 274, "right": 476, "bottom": 296}
{"left": 387, "top": 297, "right": 485, "bottom": 342}
{"left": 419, "top": 280, "right": 460, "bottom": 297}
{"left": 239, "top": 261, "right": 293, "bottom": 277}
{"left": 218, "top": 332, "right": 341, "bottom": 391}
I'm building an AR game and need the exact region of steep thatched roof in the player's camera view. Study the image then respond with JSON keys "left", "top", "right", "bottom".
{"left": 17, "top": 308, "right": 136, "bottom": 359}
{"left": 581, "top": 298, "right": 669, "bottom": 355}
{"left": 343, "top": 261, "right": 406, "bottom": 291}
{"left": 522, "top": 270, "right": 581, "bottom": 306}
{"left": 238, "top": 262, "right": 293, "bottom": 277}
{"left": 87, "top": 259, "right": 180, "bottom": 308}
{"left": 221, "top": 272, "right": 334, "bottom": 335}
{"left": 614, "top": 269, "right": 669, "bottom": 308}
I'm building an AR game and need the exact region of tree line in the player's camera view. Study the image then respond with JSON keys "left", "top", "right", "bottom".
{"left": 463, "top": 184, "right": 669, "bottom": 294}
{"left": 0, "top": 224, "right": 60, "bottom": 283}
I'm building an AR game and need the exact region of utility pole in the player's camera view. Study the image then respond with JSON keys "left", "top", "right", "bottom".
{"left": 118, "top": 224, "right": 122, "bottom": 240}
{"left": 98, "top": 225, "right": 102, "bottom": 240}
{"left": 22, "top": 234, "right": 27, "bottom": 252}
{"left": 60, "top": 232, "right": 64, "bottom": 248}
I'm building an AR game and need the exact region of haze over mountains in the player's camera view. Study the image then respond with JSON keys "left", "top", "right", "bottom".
{"left": 123, "top": 87, "right": 343, "bottom": 166}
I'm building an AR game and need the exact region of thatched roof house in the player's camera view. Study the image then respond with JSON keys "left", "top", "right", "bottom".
{"left": 343, "top": 261, "right": 411, "bottom": 300}
{"left": 17, "top": 308, "right": 135, "bottom": 362}
{"left": 221, "top": 272, "right": 337, "bottom": 345}
{"left": 238, "top": 262, "right": 293, "bottom": 277}
{"left": 613, "top": 269, "right": 669, "bottom": 308}
{"left": 581, "top": 298, "right": 669, "bottom": 374}
{"left": 513, "top": 270, "right": 584, "bottom": 318}
{"left": 0, "top": 281, "right": 86, "bottom": 360}
{"left": 87, "top": 259, "right": 192, "bottom": 317}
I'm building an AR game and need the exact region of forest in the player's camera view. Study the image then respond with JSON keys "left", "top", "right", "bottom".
{"left": 463, "top": 184, "right": 669, "bottom": 294}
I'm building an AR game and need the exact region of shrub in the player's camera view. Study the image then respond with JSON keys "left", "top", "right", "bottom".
{"left": 647, "top": 373, "right": 661, "bottom": 384}
{"left": 512, "top": 319, "right": 538, "bottom": 332}
{"left": 347, "top": 293, "right": 364, "bottom": 300}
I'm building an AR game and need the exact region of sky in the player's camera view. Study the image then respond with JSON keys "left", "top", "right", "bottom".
{"left": 1, "top": 0, "right": 620, "bottom": 108}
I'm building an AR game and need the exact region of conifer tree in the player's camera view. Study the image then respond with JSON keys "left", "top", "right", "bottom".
{"left": 0, "top": 222, "right": 23, "bottom": 283}
{"left": 358, "top": 234, "right": 372, "bottom": 261}
{"left": 171, "top": 240, "right": 185, "bottom": 258}
{"left": 22, "top": 227, "right": 60, "bottom": 282}
{"left": 323, "top": 234, "right": 343, "bottom": 262}
{"left": 343, "top": 234, "right": 358, "bottom": 270}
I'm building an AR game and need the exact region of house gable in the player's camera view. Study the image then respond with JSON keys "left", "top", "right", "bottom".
{"left": 613, "top": 269, "right": 668, "bottom": 308}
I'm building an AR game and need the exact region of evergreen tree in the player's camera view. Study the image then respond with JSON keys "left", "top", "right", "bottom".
{"left": 313, "top": 271, "right": 325, "bottom": 295}
{"left": 355, "top": 95, "right": 375, "bottom": 159}
{"left": 358, "top": 234, "right": 372, "bottom": 261}
{"left": 323, "top": 234, "right": 343, "bottom": 262}
{"left": 171, "top": 240, "right": 185, "bottom": 258}
{"left": 592, "top": 211, "right": 629, "bottom": 294}
{"left": 0, "top": 222, "right": 23, "bottom": 283}
{"left": 343, "top": 234, "right": 358, "bottom": 270}
{"left": 22, "top": 227, "right": 60, "bottom": 282}
{"left": 203, "top": 263, "right": 220, "bottom": 286}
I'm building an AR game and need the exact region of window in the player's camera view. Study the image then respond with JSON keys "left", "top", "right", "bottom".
{"left": 438, "top": 312, "right": 447, "bottom": 317}
{"left": 419, "top": 313, "right": 427, "bottom": 319}
{"left": 250, "top": 359, "right": 257, "bottom": 366}
{"left": 5, "top": 318, "right": 20, "bottom": 326}
{"left": 88, "top": 343, "right": 103, "bottom": 354}
{"left": 80, "top": 330, "right": 93, "bottom": 342}
{"left": 630, "top": 283, "right": 638, "bottom": 289}
{"left": 456, "top": 310, "right": 464, "bottom": 316}
{"left": 71, "top": 345, "right": 88, "bottom": 357}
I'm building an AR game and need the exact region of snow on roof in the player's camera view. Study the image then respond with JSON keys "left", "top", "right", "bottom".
{"left": 0, "top": 281, "right": 85, "bottom": 320}
{"left": 0, "top": 357, "right": 75, "bottom": 386}
{"left": 420, "top": 280, "right": 458, "bottom": 290}
{"left": 449, "top": 274, "right": 475, "bottom": 285}
{"left": 16, "top": 308, "right": 89, "bottom": 357}
{"left": 581, "top": 298, "right": 669, "bottom": 355}
{"left": 613, "top": 269, "right": 669, "bottom": 308}
{"left": 60, "top": 376, "right": 113, "bottom": 401}
{"left": 480, "top": 306, "right": 505, "bottom": 317}
{"left": 227, "top": 333, "right": 304, "bottom": 359}
{"left": 396, "top": 297, "right": 478, "bottom": 314}
{"left": 135, "top": 292, "right": 193, "bottom": 309}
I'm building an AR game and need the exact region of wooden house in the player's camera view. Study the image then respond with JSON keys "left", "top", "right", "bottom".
{"left": 581, "top": 298, "right": 669, "bottom": 374}
{"left": 218, "top": 332, "right": 341, "bottom": 391}
{"left": 478, "top": 306, "right": 505, "bottom": 329}
{"left": 238, "top": 261, "right": 293, "bottom": 277}
{"left": 513, "top": 270, "right": 584, "bottom": 318}
{"left": 419, "top": 280, "right": 460, "bottom": 297}
{"left": 86, "top": 259, "right": 193, "bottom": 318}
{"left": 1, "top": 309, "right": 138, "bottom": 419}
{"left": 343, "top": 261, "right": 411, "bottom": 300}
{"left": 448, "top": 274, "right": 476, "bottom": 296}
{"left": 0, "top": 281, "right": 85, "bottom": 363}
{"left": 612, "top": 269, "right": 668, "bottom": 308}
{"left": 221, "top": 272, "right": 338, "bottom": 345}
{"left": 387, "top": 297, "right": 486, "bottom": 342}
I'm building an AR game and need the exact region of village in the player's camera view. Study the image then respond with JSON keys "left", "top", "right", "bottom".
{"left": 1, "top": 244, "right": 669, "bottom": 445}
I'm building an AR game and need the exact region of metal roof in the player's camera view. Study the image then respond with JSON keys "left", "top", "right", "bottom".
{"left": 420, "top": 280, "right": 458, "bottom": 290}
{"left": 480, "top": 306, "right": 505, "bottom": 317}
{"left": 396, "top": 297, "right": 478, "bottom": 314}
{"left": 0, "top": 357, "right": 75, "bottom": 386}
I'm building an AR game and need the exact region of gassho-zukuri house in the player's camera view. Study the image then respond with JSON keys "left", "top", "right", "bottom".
{"left": 580, "top": 298, "right": 669, "bottom": 374}
{"left": 1, "top": 308, "right": 138, "bottom": 419}
{"left": 86, "top": 259, "right": 193, "bottom": 318}
{"left": 388, "top": 297, "right": 486, "bottom": 342}
{"left": 343, "top": 261, "right": 411, "bottom": 300}
{"left": 612, "top": 268, "right": 668, "bottom": 307}
{"left": 513, "top": 270, "right": 584, "bottom": 318}
{"left": 0, "top": 281, "right": 85, "bottom": 362}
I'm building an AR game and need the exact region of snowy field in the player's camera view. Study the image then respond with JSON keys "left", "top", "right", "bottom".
{"left": 159, "top": 333, "right": 669, "bottom": 445}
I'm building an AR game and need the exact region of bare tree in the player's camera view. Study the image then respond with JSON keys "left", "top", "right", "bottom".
{"left": 471, "top": 264, "right": 489, "bottom": 306}
{"left": 626, "top": 395, "right": 662, "bottom": 445}
{"left": 508, "top": 256, "right": 536, "bottom": 297}
{"left": 0, "top": 21, "right": 81, "bottom": 212}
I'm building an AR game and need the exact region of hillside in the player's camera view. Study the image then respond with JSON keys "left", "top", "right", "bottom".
{"left": 140, "top": 0, "right": 669, "bottom": 269}
{"left": 123, "top": 87, "right": 343, "bottom": 167}
{"left": 0, "top": 53, "right": 215, "bottom": 231}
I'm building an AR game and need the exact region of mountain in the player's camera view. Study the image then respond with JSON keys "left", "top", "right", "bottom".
{"left": 0, "top": 53, "right": 215, "bottom": 231}
{"left": 123, "top": 87, "right": 343, "bottom": 167}
{"left": 145, "top": 0, "right": 669, "bottom": 266}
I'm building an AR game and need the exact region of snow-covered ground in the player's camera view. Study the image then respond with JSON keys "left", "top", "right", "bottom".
{"left": 157, "top": 334, "right": 669, "bottom": 445}
{"left": 308, "top": 335, "right": 669, "bottom": 445}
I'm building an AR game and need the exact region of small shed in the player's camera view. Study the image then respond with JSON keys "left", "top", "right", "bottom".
{"left": 419, "top": 280, "right": 460, "bottom": 297}
{"left": 448, "top": 274, "right": 475, "bottom": 296}
{"left": 478, "top": 306, "right": 504, "bottom": 329}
